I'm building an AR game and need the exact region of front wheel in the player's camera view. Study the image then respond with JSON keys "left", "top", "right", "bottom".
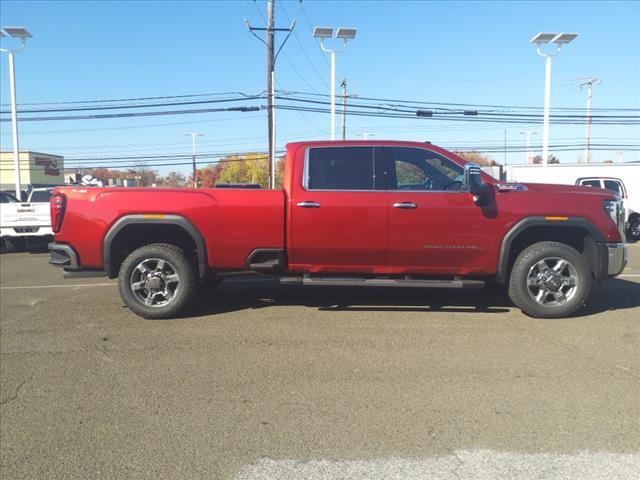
{"left": 118, "top": 243, "right": 196, "bottom": 319}
{"left": 508, "top": 241, "right": 592, "bottom": 318}
{"left": 627, "top": 216, "right": 640, "bottom": 242}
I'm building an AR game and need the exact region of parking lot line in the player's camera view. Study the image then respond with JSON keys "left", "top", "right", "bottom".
{"left": 0, "top": 283, "right": 116, "bottom": 290}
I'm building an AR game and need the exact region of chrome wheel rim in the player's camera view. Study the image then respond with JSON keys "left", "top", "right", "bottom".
{"left": 130, "top": 258, "right": 180, "bottom": 308}
{"left": 527, "top": 257, "right": 579, "bottom": 307}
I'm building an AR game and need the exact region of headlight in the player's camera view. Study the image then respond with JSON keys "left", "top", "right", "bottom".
{"left": 603, "top": 200, "right": 625, "bottom": 237}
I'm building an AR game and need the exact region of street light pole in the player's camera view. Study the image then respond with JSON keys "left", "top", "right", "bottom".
{"left": 531, "top": 32, "right": 577, "bottom": 167}
{"left": 185, "top": 133, "right": 203, "bottom": 188}
{"left": 519, "top": 131, "right": 537, "bottom": 164}
{"left": 314, "top": 27, "right": 357, "bottom": 141}
{"left": 1, "top": 26, "right": 31, "bottom": 199}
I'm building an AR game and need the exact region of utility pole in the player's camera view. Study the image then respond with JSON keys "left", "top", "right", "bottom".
{"left": 266, "top": 0, "right": 275, "bottom": 188}
{"left": 341, "top": 79, "right": 347, "bottom": 140}
{"left": 185, "top": 133, "right": 203, "bottom": 188}
{"left": 246, "top": 1, "right": 294, "bottom": 189}
{"left": 579, "top": 77, "right": 600, "bottom": 163}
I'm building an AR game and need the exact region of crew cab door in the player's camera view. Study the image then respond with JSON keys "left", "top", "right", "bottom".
{"left": 383, "top": 146, "right": 498, "bottom": 274}
{"left": 288, "top": 146, "right": 388, "bottom": 272}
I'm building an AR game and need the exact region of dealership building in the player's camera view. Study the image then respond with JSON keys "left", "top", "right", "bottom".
{"left": 0, "top": 151, "right": 65, "bottom": 191}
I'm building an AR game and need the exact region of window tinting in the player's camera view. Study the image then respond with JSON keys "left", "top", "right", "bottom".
{"left": 603, "top": 180, "right": 623, "bottom": 196}
{"left": 30, "top": 190, "right": 52, "bottom": 202}
{"left": 390, "top": 147, "right": 463, "bottom": 191}
{"left": 1, "top": 192, "right": 18, "bottom": 203}
{"left": 307, "top": 147, "right": 374, "bottom": 190}
{"left": 581, "top": 180, "right": 601, "bottom": 188}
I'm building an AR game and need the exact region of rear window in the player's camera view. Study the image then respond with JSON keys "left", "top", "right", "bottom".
{"left": 580, "top": 180, "right": 601, "bottom": 188}
{"left": 306, "top": 147, "right": 375, "bottom": 190}
{"left": 29, "top": 190, "right": 52, "bottom": 202}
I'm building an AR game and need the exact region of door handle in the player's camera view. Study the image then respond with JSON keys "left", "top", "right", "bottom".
{"left": 393, "top": 202, "right": 417, "bottom": 209}
{"left": 296, "top": 201, "right": 321, "bottom": 208}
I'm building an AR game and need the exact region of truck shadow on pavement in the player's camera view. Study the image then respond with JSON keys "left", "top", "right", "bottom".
{"left": 187, "top": 277, "right": 640, "bottom": 319}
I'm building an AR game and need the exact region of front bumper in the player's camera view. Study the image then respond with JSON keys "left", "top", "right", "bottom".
{"left": 606, "top": 242, "right": 627, "bottom": 276}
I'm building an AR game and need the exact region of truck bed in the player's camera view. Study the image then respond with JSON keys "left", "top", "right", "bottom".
{"left": 53, "top": 187, "right": 285, "bottom": 270}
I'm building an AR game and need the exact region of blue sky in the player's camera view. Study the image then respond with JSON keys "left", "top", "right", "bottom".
{"left": 1, "top": 0, "right": 639, "bottom": 175}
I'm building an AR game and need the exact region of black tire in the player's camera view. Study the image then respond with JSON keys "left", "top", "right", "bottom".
{"left": 118, "top": 243, "right": 196, "bottom": 319}
{"left": 508, "top": 241, "right": 592, "bottom": 318}
{"left": 627, "top": 216, "right": 640, "bottom": 242}
{"left": 1, "top": 237, "right": 25, "bottom": 253}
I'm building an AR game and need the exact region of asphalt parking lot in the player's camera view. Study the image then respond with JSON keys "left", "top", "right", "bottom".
{"left": 1, "top": 245, "right": 639, "bottom": 479}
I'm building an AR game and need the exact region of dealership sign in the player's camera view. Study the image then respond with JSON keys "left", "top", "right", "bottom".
{"left": 34, "top": 156, "right": 61, "bottom": 176}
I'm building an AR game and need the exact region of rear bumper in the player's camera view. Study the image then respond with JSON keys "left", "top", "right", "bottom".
{"left": 1, "top": 226, "right": 52, "bottom": 237}
{"left": 48, "top": 242, "right": 105, "bottom": 278}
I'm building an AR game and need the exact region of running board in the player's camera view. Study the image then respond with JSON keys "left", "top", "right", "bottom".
{"left": 281, "top": 275, "right": 485, "bottom": 289}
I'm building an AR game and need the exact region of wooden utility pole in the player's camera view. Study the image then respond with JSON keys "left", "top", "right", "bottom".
{"left": 246, "top": 1, "right": 294, "bottom": 189}
{"left": 266, "top": 0, "right": 275, "bottom": 188}
{"left": 579, "top": 77, "right": 600, "bottom": 163}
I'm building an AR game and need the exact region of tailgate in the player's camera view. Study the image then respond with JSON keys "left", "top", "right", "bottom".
{"left": 1, "top": 202, "right": 51, "bottom": 228}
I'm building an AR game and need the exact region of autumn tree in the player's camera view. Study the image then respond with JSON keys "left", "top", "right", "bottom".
{"left": 452, "top": 150, "right": 497, "bottom": 166}
{"left": 161, "top": 171, "right": 187, "bottom": 188}
{"left": 217, "top": 153, "right": 269, "bottom": 186}
{"left": 192, "top": 163, "right": 224, "bottom": 188}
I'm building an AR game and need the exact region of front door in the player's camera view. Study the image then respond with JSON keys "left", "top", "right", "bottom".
{"left": 384, "top": 146, "right": 498, "bottom": 275}
{"left": 288, "top": 146, "right": 388, "bottom": 272}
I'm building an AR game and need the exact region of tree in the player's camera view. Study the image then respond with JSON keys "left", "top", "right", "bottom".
{"left": 194, "top": 163, "right": 224, "bottom": 188}
{"left": 161, "top": 171, "right": 187, "bottom": 188}
{"left": 217, "top": 152, "right": 270, "bottom": 186}
{"left": 452, "top": 150, "right": 498, "bottom": 166}
{"left": 532, "top": 154, "right": 560, "bottom": 164}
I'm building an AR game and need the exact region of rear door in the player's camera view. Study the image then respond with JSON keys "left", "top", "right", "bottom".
{"left": 384, "top": 146, "right": 498, "bottom": 274}
{"left": 288, "top": 146, "right": 388, "bottom": 272}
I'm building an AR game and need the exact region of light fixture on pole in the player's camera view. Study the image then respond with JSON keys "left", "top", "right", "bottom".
{"left": 1, "top": 26, "right": 32, "bottom": 199}
{"left": 185, "top": 133, "right": 204, "bottom": 188}
{"left": 530, "top": 32, "right": 577, "bottom": 167}
{"left": 519, "top": 131, "right": 537, "bottom": 164}
{"left": 313, "top": 26, "right": 357, "bottom": 140}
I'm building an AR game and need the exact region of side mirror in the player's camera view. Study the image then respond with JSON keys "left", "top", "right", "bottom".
{"left": 463, "top": 162, "right": 491, "bottom": 207}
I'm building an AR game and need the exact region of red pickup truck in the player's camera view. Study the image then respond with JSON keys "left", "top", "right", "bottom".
{"left": 49, "top": 140, "right": 627, "bottom": 319}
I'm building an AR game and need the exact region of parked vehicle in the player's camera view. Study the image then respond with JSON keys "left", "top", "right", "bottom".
{"left": 506, "top": 163, "right": 640, "bottom": 241}
{"left": 48, "top": 141, "right": 627, "bottom": 319}
{"left": 573, "top": 177, "right": 639, "bottom": 241}
{"left": 1, "top": 187, "right": 54, "bottom": 252}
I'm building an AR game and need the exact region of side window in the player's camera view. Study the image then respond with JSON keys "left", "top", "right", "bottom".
{"left": 389, "top": 147, "right": 463, "bottom": 191}
{"left": 603, "top": 180, "right": 624, "bottom": 196}
{"left": 306, "top": 147, "right": 375, "bottom": 190}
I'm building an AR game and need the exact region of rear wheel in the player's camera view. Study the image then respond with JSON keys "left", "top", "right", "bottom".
{"left": 508, "top": 241, "right": 591, "bottom": 318}
{"left": 118, "top": 243, "right": 196, "bottom": 319}
{"left": 0, "top": 237, "right": 25, "bottom": 253}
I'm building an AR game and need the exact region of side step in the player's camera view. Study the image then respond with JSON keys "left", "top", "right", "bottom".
{"left": 281, "top": 275, "right": 485, "bottom": 289}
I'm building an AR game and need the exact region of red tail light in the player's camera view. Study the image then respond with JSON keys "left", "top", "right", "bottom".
{"left": 50, "top": 194, "right": 66, "bottom": 233}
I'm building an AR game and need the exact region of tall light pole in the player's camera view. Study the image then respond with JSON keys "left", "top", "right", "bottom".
{"left": 1, "top": 26, "right": 32, "bottom": 198}
{"left": 185, "top": 133, "right": 204, "bottom": 188}
{"left": 530, "top": 32, "right": 578, "bottom": 167}
{"left": 519, "top": 131, "right": 537, "bottom": 164}
{"left": 313, "top": 27, "right": 357, "bottom": 140}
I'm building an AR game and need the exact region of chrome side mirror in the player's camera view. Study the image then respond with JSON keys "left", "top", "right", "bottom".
{"left": 463, "top": 162, "right": 491, "bottom": 207}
